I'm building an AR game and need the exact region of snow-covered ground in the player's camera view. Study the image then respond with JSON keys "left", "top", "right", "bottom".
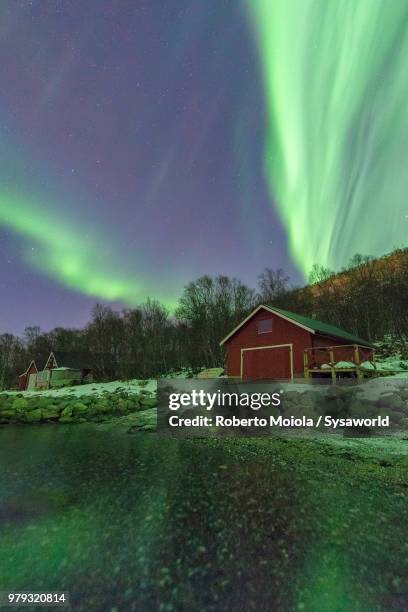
{"left": 375, "top": 356, "right": 408, "bottom": 374}
{"left": 5, "top": 379, "right": 157, "bottom": 398}
{"left": 373, "top": 335, "right": 408, "bottom": 374}
{"left": 4, "top": 350, "right": 408, "bottom": 399}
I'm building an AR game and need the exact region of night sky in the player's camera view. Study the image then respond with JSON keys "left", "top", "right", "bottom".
{"left": 1, "top": 1, "right": 407, "bottom": 335}
{"left": 0, "top": 0, "right": 297, "bottom": 335}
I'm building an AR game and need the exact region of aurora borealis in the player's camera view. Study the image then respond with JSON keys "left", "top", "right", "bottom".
{"left": 0, "top": 192, "right": 153, "bottom": 305}
{"left": 1, "top": 0, "right": 407, "bottom": 333}
{"left": 248, "top": 0, "right": 408, "bottom": 275}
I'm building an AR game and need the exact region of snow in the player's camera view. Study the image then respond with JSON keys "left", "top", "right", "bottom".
{"left": 4, "top": 379, "right": 157, "bottom": 398}
{"left": 335, "top": 361, "right": 355, "bottom": 368}
{"left": 376, "top": 357, "right": 408, "bottom": 373}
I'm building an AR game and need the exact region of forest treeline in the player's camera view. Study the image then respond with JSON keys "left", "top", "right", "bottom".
{"left": 1, "top": 248, "right": 408, "bottom": 388}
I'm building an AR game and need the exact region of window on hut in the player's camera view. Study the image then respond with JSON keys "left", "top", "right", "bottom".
{"left": 257, "top": 319, "right": 273, "bottom": 334}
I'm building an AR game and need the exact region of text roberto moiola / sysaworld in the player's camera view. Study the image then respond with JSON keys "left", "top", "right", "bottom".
{"left": 168, "top": 414, "right": 389, "bottom": 428}
{"left": 166, "top": 390, "right": 389, "bottom": 429}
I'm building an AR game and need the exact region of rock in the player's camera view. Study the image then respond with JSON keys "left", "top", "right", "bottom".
{"left": 126, "top": 408, "right": 157, "bottom": 432}
{"left": 35, "top": 397, "right": 55, "bottom": 410}
{"left": 25, "top": 399, "right": 41, "bottom": 411}
{"left": 115, "top": 399, "right": 128, "bottom": 413}
{"left": 94, "top": 400, "right": 111, "bottom": 413}
{"left": 398, "top": 387, "right": 408, "bottom": 401}
{"left": 390, "top": 411, "right": 406, "bottom": 424}
{"left": 400, "top": 401, "right": 408, "bottom": 416}
{"left": 81, "top": 397, "right": 94, "bottom": 406}
{"left": 59, "top": 415, "right": 74, "bottom": 423}
{"left": 0, "top": 409, "right": 17, "bottom": 419}
{"left": 300, "top": 390, "right": 324, "bottom": 411}
{"left": 72, "top": 402, "right": 88, "bottom": 415}
{"left": 12, "top": 397, "right": 28, "bottom": 411}
{"left": 61, "top": 406, "right": 73, "bottom": 417}
{"left": 280, "top": 391, "right": 302, "bottom": 407}
{"left": 25, "top": 409, "right": 42, "bottom": 422}
{"left": 41, "top": 408, "right": 60, "bottom": 420}
{"left": 139, "top": 396, "right": 157, "bottom": 409}
{"left": 349, "top": 401, "right": 373, "bottom": 417}
{"left": 325, "top": 386, "right": 349, "bottom": 400}
{"left": 378, "top": 393, "right": 404, "bottom": 411}
{"left": 0, "top": 397, "right": 11, "bottom": 412}
{"left": 48, "top": 403, "right": 62, "bottom": 412}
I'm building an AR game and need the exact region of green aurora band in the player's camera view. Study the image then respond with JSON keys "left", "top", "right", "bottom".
{"left": 0, "top": 193, "right": 172, "bottom": 307}
{"left": 248, "top": 0, "right": 408, "bottom": 276}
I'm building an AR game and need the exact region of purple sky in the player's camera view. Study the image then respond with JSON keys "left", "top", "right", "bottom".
{"left": 0, "top": 0, "right": 300, "bottom": 336}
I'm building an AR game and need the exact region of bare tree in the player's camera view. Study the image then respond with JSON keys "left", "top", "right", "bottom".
{"left": 257, "top": 268, "right": 289, "bottom": 304}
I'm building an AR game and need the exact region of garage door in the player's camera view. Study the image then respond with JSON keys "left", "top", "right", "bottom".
{"left": 241, "top": 344, "right": 293, "bottom": 381}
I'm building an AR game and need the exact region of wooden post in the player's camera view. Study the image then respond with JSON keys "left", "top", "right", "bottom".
{"left": 353, "top": 344, "right": 363, "bottom": 380}
{"left": 304, "top": 350, "right": 309, "bottom": 380}
{"left": 329, "top": 348, "right": 336, "bottom": 384}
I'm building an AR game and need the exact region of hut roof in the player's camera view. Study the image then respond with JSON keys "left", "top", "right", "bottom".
{"left": 220, "top": 305, "right": 374, "bottom": 348}
{"left": 46, "top": 351, "right": 91, "bottom": 370}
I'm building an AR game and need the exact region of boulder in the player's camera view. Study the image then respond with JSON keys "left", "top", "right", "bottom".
{"left": 25, "top": 398, "right": 42, "bottom": 411}
{"left": 94, "top": 400, "right": 111, "bottom": 413}
{"left": 115, "top": 399, "right": 128, "bottom": 413}
{"left": 300, "top": 390, "right": 324, "bottom": 409}
{"left": 0, "top": 395, "right": 12, "bottom": 411}
{"left": 378, "top": 393, "right": 404, "bottom": 411}
{"left": 398, "top": 399, "right": 408, "bottom": 415}
{"left": 72, "top": 402, "right": 88, "bottom": 415}
{"left": 139, "top": 396, "right": 157, "bottom": 409}
{"left": 61, "top": 406, "right": 73, "bottom": 417}
{"left": 281, "top": 390, "right": 302, "bottom": 403}
{"left": 25, "top": 408, "right": 42, "bottom": 422}
{"left": 399, "top": 388, "right": 408, "bottom": 401}
{"left": 41, "top": 408, "right": 61, "bottom": 420}
{"left": 59, "top": 415, "right": 74, "bottom": 423}
{"left": 81, "top": 396, "right": 94, "bottom": 406}
{"left": 35, "top": 397, "right": 56, "bottom": 410}
{"left": 390, "top": 411, "right": 406, "bottom": 424}
{"left": 325, "top": 386, "right": 350, "bottom": 400}
{"left": 349, "top": 400, "right": 374, "bottom": 417}
{"left": 0, "top": 409, "right": 17, "bottom": 420}
{"left": 12, "top": 397, "right": 28, "bottom": 412}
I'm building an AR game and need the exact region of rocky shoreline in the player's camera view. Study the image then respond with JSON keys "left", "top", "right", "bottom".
{"left": 0, "top": 388, "right": 157, "bottom": 428}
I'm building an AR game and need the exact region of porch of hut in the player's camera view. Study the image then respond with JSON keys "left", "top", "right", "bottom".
{"left": 303, "top": 344, "right": 377, "bottom": 381}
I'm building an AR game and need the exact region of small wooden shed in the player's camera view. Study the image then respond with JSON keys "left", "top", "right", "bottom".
{"left": 220, "top": 305, "right": 374, "bottom": 381}
{"left": 18, "top": 360, "right": 38, "bottom": 390}
{"left": 39, "top": 351, "right": 92, "bottom": 389}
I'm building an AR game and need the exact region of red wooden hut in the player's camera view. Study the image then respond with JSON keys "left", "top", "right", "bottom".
{"left": 220, "top": 305, "right": 374, "bottom": 381}
{"left": 18, "top": 360, "right": 38, "bottom": 390}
